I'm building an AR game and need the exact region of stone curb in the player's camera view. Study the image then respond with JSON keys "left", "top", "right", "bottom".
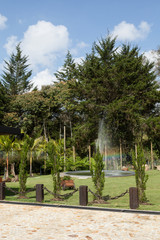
{"left": 0, "top": 200, "right": 160, "bottom": 215}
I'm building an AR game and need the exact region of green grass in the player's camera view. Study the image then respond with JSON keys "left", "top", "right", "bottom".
{"left": 3, "top": 170, "right": 160, "bottom": 211}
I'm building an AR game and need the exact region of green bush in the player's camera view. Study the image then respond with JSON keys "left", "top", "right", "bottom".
{"left": 132, "top": 144, "right": 149, "bottom": 203}
{"left": 90, "top": 149, "right": 105, "bottom": 199}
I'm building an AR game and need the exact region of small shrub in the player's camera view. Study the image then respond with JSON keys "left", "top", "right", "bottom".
{"left": 90, "top": 149, "right": 105, "bottom": 199}
{"left": 132, "top": 144, "right": 149, "bottom": 203}
{"left": 62, "top": 176, "right": 71, "bottom": 181}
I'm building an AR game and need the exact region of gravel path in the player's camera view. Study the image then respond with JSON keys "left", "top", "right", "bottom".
{"left": 0, "top": 203, "right": 159, "bottom": 239}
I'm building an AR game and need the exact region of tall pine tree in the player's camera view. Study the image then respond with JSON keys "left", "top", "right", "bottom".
{"left": 54, "top": 51, "right": 77, "bottom": 82}
{"left": 1, "top": 43, "right": 33, "bottom": 95}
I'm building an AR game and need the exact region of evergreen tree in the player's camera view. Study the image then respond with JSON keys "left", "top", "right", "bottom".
{"left": 1, "top": 43, "right": 33, "bottom": 95}
{"left": 132, "top": 144, "right": 148, "bottom": 203}
{"left": 0, "top": 83, "right": 7, "bottom": 123}
{"left": 105, "top": 44, "right": 159, "bottom": 147}
{"left": 54, "top": 51, "right": 77, "bottom": 82}
{"left": 90, "top": 148, "right": 105, "bottom": 199}
{"left": 19, "top": 136, "right": 29, "bottom": 197}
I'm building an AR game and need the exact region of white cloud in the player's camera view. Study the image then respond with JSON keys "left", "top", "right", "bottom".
{"left": 31, "top": 69, "right": 56, "bottom": 90}
{"left": 74, "top": 57, "right": 84, "bottom": 65}
{"left": 77, "top": 41, "right": 89, "bottom": 48}
{"left": 4, "top": 20, "right": 87, "bottom": 89}
{"left": 143, "top": 50, "right": 158, "bottom": 64}
{"left": 70, "top": 41, "right": 89, "bottom": 55}
{"left": 111, "top": 21, "right": 151, "bottom": 41}
{"left": 21, "top": 21, "right": 69, "bottom": 70}
{"left": 4, "top": 21, "right": 70, "bottom": 71}
{"left": 0, "top": 14, "right": 7, "bottom": 30}
{"left": 4, "top": 35, "right": 18, "bottom": 55}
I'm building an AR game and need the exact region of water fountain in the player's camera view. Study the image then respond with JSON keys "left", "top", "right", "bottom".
{"left": 66, "top": 119, "right": 134, "bottom": 178}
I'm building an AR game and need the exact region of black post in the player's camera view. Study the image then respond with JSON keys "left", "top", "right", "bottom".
{"left": 36, "top": 184, "right": 44, "bottom": 202}
{"left": 79, "top": 185, "right": 88, "bottom": 206}
{"left": 129, "top": 187, "right": 139, "bottom": 209}
{"left": 0, "top": 182, "right": 5, "bottom": 200}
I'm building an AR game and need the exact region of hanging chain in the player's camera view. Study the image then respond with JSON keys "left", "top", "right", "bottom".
{"left": 43, "top": 186, "right": 78, "bottom": 199}
{"left": 88, "top": 188, "right": 128, "bottom": 201}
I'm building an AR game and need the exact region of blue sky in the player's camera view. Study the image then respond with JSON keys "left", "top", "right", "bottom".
{"left": 0, "top": 0, "right": 160, "bottom": 89}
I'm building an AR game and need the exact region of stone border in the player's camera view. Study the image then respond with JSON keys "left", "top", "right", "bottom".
{"left": 0, "top": 200, "right": 160, "bottom": 215}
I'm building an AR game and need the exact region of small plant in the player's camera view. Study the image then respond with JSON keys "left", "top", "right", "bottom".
{"left": 19, "top": 138, "right": 29, "bottom": 197}
{"left": 132, "top": 144, "right": 149, "bottom": 203}
{"left": 47, "top": 139, "right": 61, "bottom": 196}
{"left": 62, "top": 176, "right": 71, "bottom": 181}
{"left": 90, "top": 148, "right": 105, "bottom": 199}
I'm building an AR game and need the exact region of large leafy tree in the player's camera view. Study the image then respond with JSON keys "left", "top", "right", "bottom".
{"left": 1, "top": 43, "right": 33, "bottom": 96}
{"left": 3, "top": 86, "right": 60, "bottom": 138}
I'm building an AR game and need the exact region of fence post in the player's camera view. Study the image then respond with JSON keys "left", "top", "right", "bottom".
{"left": 0, "top": 182, "right": 5, "bottom": 200}
{"left": 36, "top": 184, "right": 44, "bottom": 202}
{"left": 129, "top": 187, "right": 139, "bottom": 209}
{"left": 79, "top": 185, "right": 88, "bottom": 206}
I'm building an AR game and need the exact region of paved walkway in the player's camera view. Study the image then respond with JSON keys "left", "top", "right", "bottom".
{"left": 0, "top": 203, "right": 159, "bottom": 239}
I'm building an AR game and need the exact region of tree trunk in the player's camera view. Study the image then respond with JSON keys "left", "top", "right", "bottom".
{"left": 29, "top": 153, "right": 32, "bottom": 176}
{"left": 70, "top": 120, "right": 76, "bottom": 167}
{"left": 70, "top": 120, "right": 73, "bottom": 139}
{"left": 43, "top": 119, "right": 48, "bottom": 142}
{"left": 120, "top": 139, "right": 123, "bottom": 169}
{"left": 6, "top": 152, "right": 9, "bottom": 179}
{"left": 88, "top": 145, "right": 91, "bottom": 169}
{"left": 135, "top": 143, "right": 137, "bottom": 159}
{"left": 73, "top": 146, "right": 76, "bottom": 163}
{"left": 11, "top": 163, "right": 16, "bottom": 177}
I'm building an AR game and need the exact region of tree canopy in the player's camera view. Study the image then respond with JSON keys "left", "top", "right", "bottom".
{"left": 1, "top": 36, "right": 160, "bottom": 159}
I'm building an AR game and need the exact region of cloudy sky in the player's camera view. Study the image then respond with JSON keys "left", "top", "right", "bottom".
{"left": 0, "top": 0, "right": 160, "bottom": 89}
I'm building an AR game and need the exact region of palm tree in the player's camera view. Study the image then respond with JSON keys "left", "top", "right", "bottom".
{"left": 0, "top": 135, "right": 16, "bottom": 178}
{"left": 47, "top": 139, "right": 63, "bottom": 195}
{"left": 27, "top": 136, "right": 43, "bottom": 176}
{"left": 37, "top": 138, "right": 48, "bottom": 174}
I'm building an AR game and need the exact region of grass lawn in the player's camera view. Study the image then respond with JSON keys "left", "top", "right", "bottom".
{"left": 3, "top": 170, "right": 160, "bottom": 211}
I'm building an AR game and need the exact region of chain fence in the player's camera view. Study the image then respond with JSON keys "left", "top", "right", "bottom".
{"left": 88, "top": 188, "right": 128, "bottom": 201}
{"left": 5, "top": 185, "right": 36, "bottom": 196}
{"left": 43, "top": 186, "right": 78, "bottom": 200}
{"left": 3, "top": 183, "right": 128, "bottom": 203}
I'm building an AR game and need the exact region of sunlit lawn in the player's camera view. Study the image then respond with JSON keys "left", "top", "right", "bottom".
{"left": 3, "top": 170, "right": 160, "bottom": 211}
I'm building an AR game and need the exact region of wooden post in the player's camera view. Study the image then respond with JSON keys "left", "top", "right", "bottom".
{"left": 151, "top": 141, "right": 154, "bottom": 170}
{"left": 105, "top": 145, "right": 107, "bottom": 170}
{"left": 73, "top": 146, "right": 76, "bottom": 164}
{"left": 0, "top": 182, "right": 5, "bottom": 200}
{"left": 79, "top": 185, "right": 88, "bottom": 206}
{"left": 64, "top": 124, "right": 66, "bottom": 172}
{"left": 36, "top": 184, "right": 44, "bottom": 202}
{"left": 129, "top": 187, "right": 139, "bottom": 209}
